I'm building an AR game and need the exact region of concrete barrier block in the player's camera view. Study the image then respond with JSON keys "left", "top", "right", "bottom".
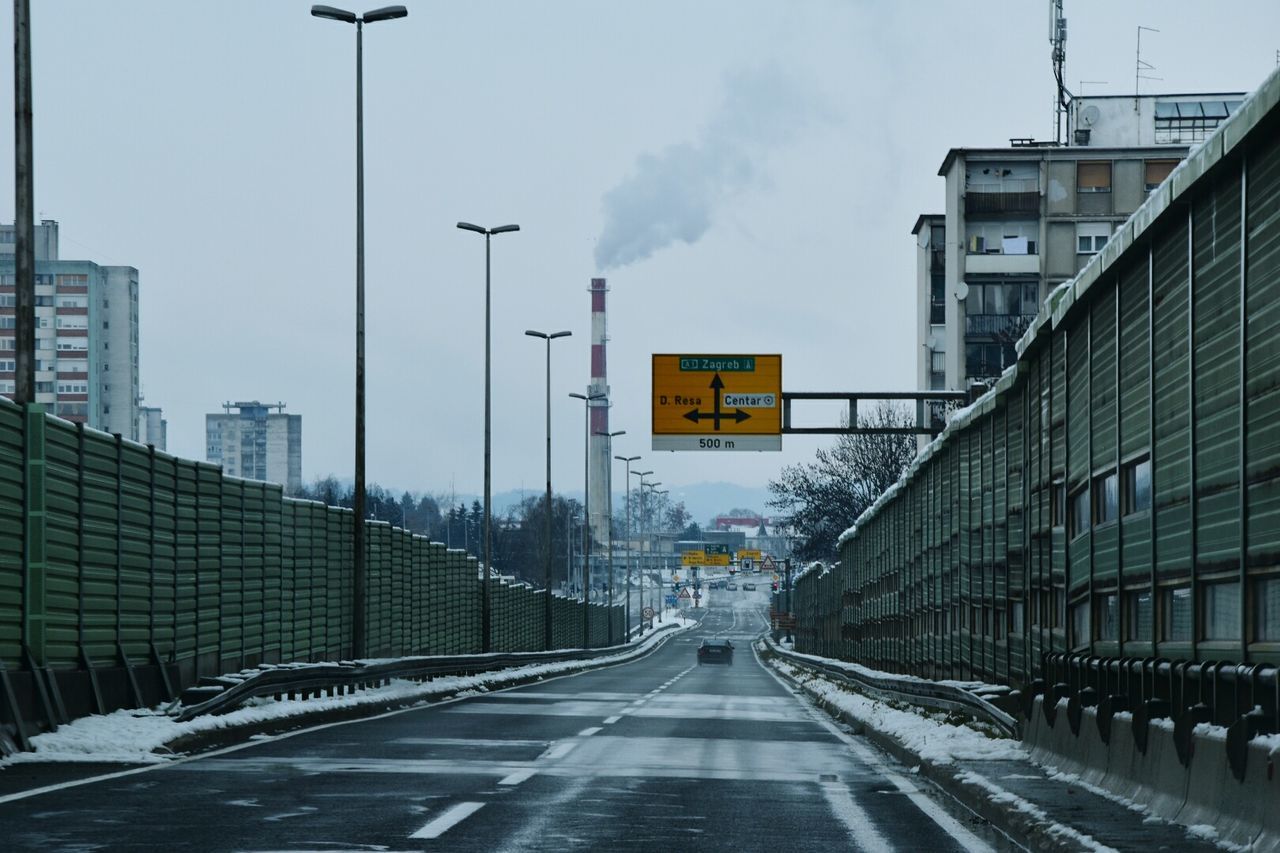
{"left": 1073, "top": 707, "right": 1111, "bottom": 788}
{"left": 1037, "top": 697, "right": 1091, "bottom": 777}
{"left": 1100, "top": 714, "right": 1146, "bottom": 803}
{"left": 1130, "top": 720, "right": 1188, "bottom": 822}
{"left": 1178, "top": 732, "right": 1275, "bottom": 850}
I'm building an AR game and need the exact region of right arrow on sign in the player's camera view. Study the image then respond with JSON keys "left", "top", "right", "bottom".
{"left": 682, "top": 373, "right": 751, "bottom": 431}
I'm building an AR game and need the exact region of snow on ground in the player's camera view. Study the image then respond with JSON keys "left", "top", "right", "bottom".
{"left": 0, "top": 617, "right": 694, "bottom": 768}
{"left": 768, "top": 659, "right": 1027, "bottom": 765}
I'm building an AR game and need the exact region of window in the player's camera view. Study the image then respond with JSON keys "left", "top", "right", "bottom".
{"left": 1160, "top": 586, "right": 1192, "bottom": 641}
{"left": 1255, "top": 578, "right": 1280, "bottom": 643}
{"left": 1122, "top": 456, "right": 1151, "bottom": 515}
{"left": 1144, "top": 159, "right": 1178, "bottom": 191}
{"left": 0, "top": 359, "right": 12, "bottom": 372}
{"left": 966, "top": 342, "right": 1018, "bottom": 379}
{"left": 1202, "top": 582, "right": 1241, "bottom": 641}
{"left": 1071, "top": 599, "right": 1091, "bottom": 648}
{"left": 1010, "top": 600, "right": 1025, "bottom": 634}
{"left": 1076, "top": 222, "right": 1114, "bottom": 254}
{"left": 1096, "top": 592, "right": 1118, "bottom": 640}
{"left": 1068, "top": 486, "right": 1090, "bottom": 539}
{"left": 1077, "top": 162, "right": 1112, "bottom": 193}
{"left": 930, "top": 273, "right": 945, "bottom": 325}
{"left": 35, "top": 381, "right": 53, "bottom": 393}
{"left": 1125, "top": 590, "right": 1153, "bottom": 641}
{"left": 1051, "top": 479, "right": 1066, "bottom": 528}
{"left": 1092, "top": 470, "right": 1118, "bottom": 526}
{"left": 1154, "top": 100, "right": 1241, "bottom": 144}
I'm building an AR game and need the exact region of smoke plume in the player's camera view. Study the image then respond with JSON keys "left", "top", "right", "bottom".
{"left": 594, "top": 65, "right": 826, "bottom": 271}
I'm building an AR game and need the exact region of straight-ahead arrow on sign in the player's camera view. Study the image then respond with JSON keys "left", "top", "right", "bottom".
{"left": 682, "top": 373, "right": 751, "bottom": 431}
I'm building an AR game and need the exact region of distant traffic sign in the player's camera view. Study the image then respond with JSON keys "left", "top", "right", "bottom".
{"left": 665, "top": 595, "right": 677, "bottom": 607}
{"left": 680, "top": 551, "right": 704, "bottom": 566}
{"left": 642, "top": 606, "right": 655, "bottom": 620}
{"left": 737, "top": 549, "right": 762, "bottom": 561}
{"left": 677, "top": 587, "right": 692, "bottom": 600}
{"left": 762, "top": 555, "right": 776, "bottom": 571}
{"left": 652, "top": 354, "right": 782, "bottom": 452}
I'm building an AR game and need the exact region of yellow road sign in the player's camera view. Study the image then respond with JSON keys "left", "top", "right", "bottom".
{"left": 652, "top": 354, "right": 782, "bottom": 452}
{"left": 681, "top": 551, "right": 705, "bottom": 566}
{"left": 704, "top": 554, "right": 730, "bottom": 566}
{"left": 736, "top": 549, "right": 762, "bottom": 561}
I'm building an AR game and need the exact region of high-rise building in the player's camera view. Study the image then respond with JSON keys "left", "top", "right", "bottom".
{"left": 915, "top": 92, "right": 1244, "bottom": 403}
{"left": 206, "top": 401, "right": 302, "bottom": 494}
{"left": 0, "top": 220, "right": 142, "bottom": 438}
{"left": 137, "top": 405, "right": 167, "bottom": 451}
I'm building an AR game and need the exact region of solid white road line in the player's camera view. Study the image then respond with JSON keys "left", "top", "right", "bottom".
{"left": 756, "top": 646, "right": 995, "bottom": 853}
{"left": 409, "top": 801, "right": 485, "bottom": 839}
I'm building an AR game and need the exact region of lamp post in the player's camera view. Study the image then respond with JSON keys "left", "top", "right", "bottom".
{"left": 311, "top": 3, "right": 408, "bottom": 659}
{"left": 613, "top": 455, "right": 640, "bottom": 642}
{"left": 640, "top": 479, "right": 660, "bottom": 625}
{"left": 629, "top": 468, "right": 652, "bottom": 640}
{"left": 595, "top": 431, "right": 625, "bottom": 642}
{"left": 652, "top": 488, "right": 669, "bottom": 620}
{"left": 526, "top": 330, "right": 571, "bottom": 650}
{"left": 457, "top": 222, "right": 520, "bottom": 652}
{"left": 571, "top": 392, "right": 606, "bottom": 644}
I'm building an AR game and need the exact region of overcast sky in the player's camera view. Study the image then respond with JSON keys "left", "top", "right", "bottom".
{"left": 2, "top": 1, "right": 1276, "bottom": 498}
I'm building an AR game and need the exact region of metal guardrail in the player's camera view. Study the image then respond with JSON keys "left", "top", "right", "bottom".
{"left": 175, "top": 625, "right": 681, "bottom": 722}
{"left": 762, "top": 636, "right": 1021, "bottom": 739}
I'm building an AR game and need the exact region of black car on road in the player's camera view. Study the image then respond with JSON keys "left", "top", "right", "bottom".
{"left": 697, "top": 639, "right": 733, "bottom": 665}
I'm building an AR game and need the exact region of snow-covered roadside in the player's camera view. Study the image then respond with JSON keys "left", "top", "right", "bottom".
{"left": 1, "top": 616, "right": 695, "bottom": 768}
{"left": 768, "top": 658, "right": 1027, "bottom": 765}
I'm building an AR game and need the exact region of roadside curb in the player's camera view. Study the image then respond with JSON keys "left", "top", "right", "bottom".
{"left": 761, "top": 648, "right": 1099, "bottom": 853}
{"left": 162, "top": 623, "right": 689, "bottom": 758}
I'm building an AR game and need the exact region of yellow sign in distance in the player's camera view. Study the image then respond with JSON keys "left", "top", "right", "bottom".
{"left": 704, "top": 553, "right": 730, "bottom": 566}
{"left": 737, "top": 549, "right": 762, "bottom": 561}
{"left": 681, "top": 551, "right": 705, "bottom": 566}
{"left": 652, "top": 354, "right": 782, "bottom": 452}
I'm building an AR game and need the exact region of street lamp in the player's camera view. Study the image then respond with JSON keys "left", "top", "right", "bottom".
{"left": 570, "top": 392, "right": 607, "bottom": 643}
{"left": 628, "top": 468, "right": 652, "bottom": 640}
{"left": 457, "top": 222, "right": 520, "bottom": 652}
{"left": 652, "top": 488, "right": 669, "bottom": 620}
{"left": 311, "top": 3, "right": 408, "bottom": 659}
{"left": 526, "top": 330, "right": 571, "bottom": 650}
{"left": 613, "top": 454, "right": 640, "bottom": 644}
{"left": 595, "top": 431, "right": 625, "bottom": 642}
{"left": 641, "top": 480, "right": 662, "bottom": 625}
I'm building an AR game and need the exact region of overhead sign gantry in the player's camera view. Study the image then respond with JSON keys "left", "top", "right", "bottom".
{"left": 652, "top": 352, "right": 969, "bottom": 452}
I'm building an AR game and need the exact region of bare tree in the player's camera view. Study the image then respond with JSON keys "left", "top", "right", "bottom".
{"left": 768, "top": 403, "right": 917, "bottom": 561}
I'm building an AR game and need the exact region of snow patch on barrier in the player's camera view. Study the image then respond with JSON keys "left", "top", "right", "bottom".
{"left": 769, "top": 659, "right": 1025, "bottom": 765}
{"left": 0, "top": 618, "right": 694, "bottom": 767}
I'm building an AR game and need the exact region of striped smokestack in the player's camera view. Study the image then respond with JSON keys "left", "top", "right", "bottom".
{"left": 587, "top": 278, "right": 610, "bottom": 588}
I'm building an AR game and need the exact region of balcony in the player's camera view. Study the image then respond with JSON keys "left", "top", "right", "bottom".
{"left": 965, "top": 313, "right": 1036, "bottom": 339}
{"left": 965, "top": 190, "right": 1039, "bottom": 216}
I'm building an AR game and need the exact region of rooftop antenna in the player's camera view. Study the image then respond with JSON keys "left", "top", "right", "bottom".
{"left": 1049, "top": 0, "right": 1070, "bottom": 144}
{"left": 1135, "top": 25, "right": 1161, "bottom": 111}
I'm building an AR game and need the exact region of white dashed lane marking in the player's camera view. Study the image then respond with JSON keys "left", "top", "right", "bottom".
{"left": 409, "top": 801, "right": 485, "bottom": 839}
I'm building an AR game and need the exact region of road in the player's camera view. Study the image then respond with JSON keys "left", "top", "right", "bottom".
{"left": 0, "top": 591, "right": 1005, "bottom": 852}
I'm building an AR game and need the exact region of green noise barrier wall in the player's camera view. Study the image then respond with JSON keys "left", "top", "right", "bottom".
{"left": 0, "top": 406, "right": 624, "bottom": 734}
{"left": 792, "top": 68, "right": 1280, "bottom": 686}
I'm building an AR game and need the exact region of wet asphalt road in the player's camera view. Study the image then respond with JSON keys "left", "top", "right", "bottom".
{"left": 0, "top": 591, "right": 1007, "bottom": 852}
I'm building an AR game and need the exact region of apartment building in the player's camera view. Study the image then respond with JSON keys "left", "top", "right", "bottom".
{"left": 916, "top": 92, "right": 1244, "bottom": 398}
{"left": 0, "top": 220, "right": 142, "bottom": 438}
{"left": 206, "top": 401, "right": 302, "bottom": 494}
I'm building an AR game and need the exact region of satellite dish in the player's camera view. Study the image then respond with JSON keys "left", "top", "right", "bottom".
{"left": 1081, "top": 105, "right": 1101, "bottom": 127}
{"left": 954, "top": 282, "right": 970, "bottom": 301}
